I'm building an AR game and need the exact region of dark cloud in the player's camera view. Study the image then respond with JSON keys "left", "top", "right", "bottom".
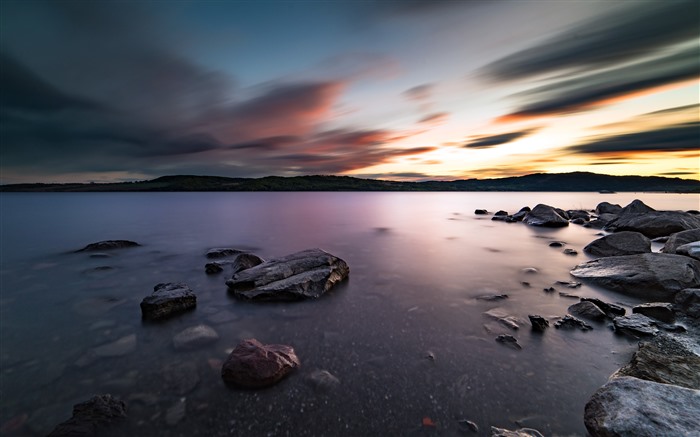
{"left": 499, "top": 46, "right": 699, "bottom": 120}
{"left": 569, "top": 122, "right": 700, "bottom": 155}
{"left": 403, "top": 84, "right": 433, "bottom": 101}
{"left": 464, "top": 129, "right": 537, "bottom": 149}
{"left": 483, "top": 0, "right": 698, "bottom": 81}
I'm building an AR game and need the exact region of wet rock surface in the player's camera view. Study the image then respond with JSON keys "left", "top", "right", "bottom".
{"left": 632, "top": 302, "right": 674, "bottom": 323}
{"left": 523, "top": 204, "right": 569, "bottom": 227}
{"left": 554, "top": 315, "right": 592, "bottom": 331}
{"left": 677, "top": 241, "right": 700, "bottom": 260}
{"left": 528, "top": 315, "right": 549, "bottom": 331}
{"left": 613, "top": 314, "right": 658, "bottom": 337}
{"left": 75, "top": 240, "right": 140, "bottom": 252}
{"left": 604, "top": 210, "right": 700, "bottom": 238}
{"left": 595, "top": 202, "right": 622, "bottom": 215}
{"left": 662, "top": 228, "right": 700, "bottom": 254}
{"left": 495, "top": 334, "right": 521, "bottom": 349}
{"left": 675, "top": 288, "right": 700, "bottom": 319}
{"left": 140, "top": 283, "right": 196, "bottom": 320}
{"left": 583, "top": 231, "right": 651, "bottom": 257}
{"left": 47, "top": 394, "right": 126, "bottom": 437}
{"left": 206, "top": 248, "right": 245, "bottom": 259}
{"left": 172, "top": 325, "right": 219, "bottom": 350}
{"left": 580, "top": 297, "right": 625, "bottom": 317}
{"left": 568, "top": 301, "right": 606, "bottom": 321}
{"left": 226, "top": 248, "right": 349, "bottom": 301}
{"left": 230, "top": 253, "right": 265, "bottom": 274}
{"left": 204, "top": 262, "right": 224, "bottom": 274}
{"left": 490, "top": 426, "right": 544, "bottom": 437}
{"left": 221, "top": 339, "right": 300, "bottom": 388}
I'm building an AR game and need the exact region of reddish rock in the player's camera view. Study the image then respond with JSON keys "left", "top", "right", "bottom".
{"left": 221, "top": 339, "right": 300, "bottom": 388}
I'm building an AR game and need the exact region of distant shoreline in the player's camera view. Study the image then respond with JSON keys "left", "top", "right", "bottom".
{"left": 1, "top": 171, "right": 699, "bottom": 193}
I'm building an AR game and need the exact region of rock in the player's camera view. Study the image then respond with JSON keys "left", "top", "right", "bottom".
{"left": 511, "top": 207, "right": 530, "bottom": 221}
{"left": 140, "top": 283, "right": 196, "bottom": 320}
{"left": 662, "top": 228, "right": 700, "bottom": 254}
{"left": 93, "top": 334, "right": 136, "bottom": 358}
{"left": 521, "top": 267, "right": 538, "bottom": 274}
{"left": 458, "top": 419, "right": 479, "bottom": 433}
{"left": 580, "top": 297, "right": 626, "bottom": 317}
{"left": 75, "top": 240, "right": 139, "bottom": 252}
{"left": 305, "top": 369, "right": 340, "bottom": 392}
{"left": 604, "top": 211, "right": 700, "bottom": 238}
{"left": 226, "top": 249, "right": 349, "bottom": 301}
{"left": 571, "top": 217, "right": 585, "bottom": 225}
{"left": 173, "top": 325, "right": 219, "bottom": 350}
{"left": 494, "top": 210, "right": 508, "bottom": 216}
{"left": 495, "top": 334, "right": 521, "bottom": 349}
{"left": 523, "top": 204, "right": 569, "bottom": 227}
{"left": 474, "top": 209, "right": 488, "bottom": 215}
{"left": 555, "top": 280, "right": 581, "bottom": 288}
{"left": 542, "top": 287, "right": 556, "bottom": 293}
{"left": 583, "top": 231, "right": 651, "bottom": 257}
{"left": 221, "top": 339, "right": 300, "bottom": 388}
{"left": 613, "top": 314, "right": 658, "bottom": 337}
{"left": 584, "top": 376, "right": 700, "bottom": 437}
{"left": 595, "top": 202, "right": 622, "bottom": 215}
{"left": 652, "top": 236, "right": 670, "bottom": 243}
{"left": 563, "top": 248, "right": 578, "bottom": 256}
{"left": 677, "top": 241, "right": 700, "bottom": 260}
{"left": 554, "top": 315, "right": 592, "bottom": 331}
{"left": 584, "top": 213, "right": 618, "bottom": 229}
{"left": 163, "top": 361, "right": 200, "bottom": 395}
{"left": 205, "top": 262, "right": 224, "bottom": 274}
{"left": 165, "top": 398, "right": 186, "bottom": 426}
{"left": 621, "top": 199, "right": 656, "bottom": 214}
{"left": 491, "top": 215, "right": 508, "bottom": 222}
{"left": 528, "top": 315, "right": 549, "bottom": 331}
{"left": 675, "top": 288, "right": 700, "bottom": 318}
{"left": 230, "top": 253, "right": 265, "bottom": 274}
{"left": 568, "top": 210, "right": 591, "bottom": 221}
{"left": 206, "top": 248, "right": 244, "bottom": 259}
{"left": 490, "top": 426, "right": 544, "bottom": 437}
{"left": 570, "top": 253, "right": 700, "bottom": 300}
{"left": 633, "top": 302, "right": 675, "bottom": 323}
{"left": 615, "top": 335, "right": 700, "bottom": 389}
{"left": 47, "top": 394, "right": 126, "bottom": 437}
{"left": 549, "top": 241, "right": 565, "bottom": 247}
{"left": 484, "top": 308, "right": 521, "bottom": 330}
{"left": 558, "top": 291, "right": 579, "bottom": 299}
{"left": 475, "top": 293, "right": 509, "bottom": 301}
{"left": 568, "top": 301, "right": 607, "bottom": 321}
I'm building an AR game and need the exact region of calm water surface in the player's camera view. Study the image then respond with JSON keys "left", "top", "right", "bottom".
{"left": 1, "top": 192, "right": 697, "bottom": 436}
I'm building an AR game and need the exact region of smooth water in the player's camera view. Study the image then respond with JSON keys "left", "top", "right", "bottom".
{"left": 1, "top": 192, "right": 697, "bottom": 436}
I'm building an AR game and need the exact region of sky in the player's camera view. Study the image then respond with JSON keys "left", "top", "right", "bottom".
{"left": 0, "top": 0, "right": 698, "bottom": 184}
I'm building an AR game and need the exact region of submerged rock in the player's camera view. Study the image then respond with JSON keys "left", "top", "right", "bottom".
{"left": 613, "top": 314, "right": 658, "bottom": 337}
{"left": 632, "top": 302, "right": 674, "bottom": 323}
{"left": 568, "top": 301, "right": 606, "bottom": 321}
{"left": 226, "top": 249, "right": 349, "bottom": 301}
{"left": 93, "top": 334, "right": 136, "bottom": 358}
{"left": 580, "top": 297, "right": 625, "bottom": 317}
{"left": 172, "top": 325, "right": 219, "bottom": 350}
{"left": 570, "top": 253, "right": 700, "bottom": 300}
{"left": 523, "top": 204, "right": 569, "bottom": 228}
{"left": 583, "top": 231, "right": 651, "bottom": 257}
{"left": 221, "top": 339, "right": 300, "bottom": 388}
{"left": 205, "top": 262, "right": 224, "bottom": 274}
{"left": 604, "top": 210, "right": 700, "bottom": 238}
{"left": 528, "top": 315, "right": 549, "bottom": 331}
{"left": 75, "top": 240, "right": 140, "bottom": 252}
{"left": 305, "top": 369, "right": 340, "bottom": 392}
{"left": 662, "top": 228, "right": 700, "bottom": 254}
{"left": 677, "top": 241, "right": 700, "bottom": 260}
{"left": 206, "top": 248, "right": 245, "bottom": 259}
{"left": 48, "top": 394, "right": 126, "bottom": 437}
{"left": 140, "top": 283, "right": 197, "bottom": 320}
{"left": 584, "top": 376, "right": 700, "bottom": 437}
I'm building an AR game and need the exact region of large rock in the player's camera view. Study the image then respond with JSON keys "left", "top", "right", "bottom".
{"left": 568, "top": 301, "right": 607, "bottom": 321}
{"left": 231, "top": 253, "right": 265, "bottom": 274}
{"left": 595, "top": 202, "right": 622, "bottom": 215}
{"left": 619, "top": 199, "right": 655, "bottom": 215}
{"left": 584, "top": 376, "right": 700, "bottom": 436}
{"left": 662, "top": 228, "right": 700, "bottom": 254}
{"left": 221, "top": 339, "right": 300, "bottom": 388}
{"left": 675, "top": 288, "right": 700, "bottom": 319}
{"left": 206, "top": 248, "right": 245, "bottom": 259}
{"left": 583, "top": 231, "right": 651, "bottom": 257}
{"left": 172, "top": 325, "right": 219, "bottom": 350}
{"left": 580, "top": 297, "right": 626, "bottom": 317}
{"left": 604, "top": 211, "right": 700, "bottom": 238}
{"left": 613, "top": 314, "right": 658, "bottom": 337}
{"left": 570, "top": 253, "right": 700, "bottom": 300}
{"left": 523, "top": 204, "right": 569, "bottom": 227}
{"left": 677, "top": 242, "right": 700, "bottom": 260}
{"left": 48, "top": 394, "right": 126, "bottom": 437}
{"left": 226, "top": 249, "right": 349, "bottom": 301}
{"left": 615, "top": 335, "right": 700, "bottom": 389}
{"left": 632, "top": 302, "right": 674, "bottom": 323}
{"left": 140, "top": 283, "right": 196, "bottom": 320}
{"left": 75, "top": 240, "right": 139, "bottom": 252}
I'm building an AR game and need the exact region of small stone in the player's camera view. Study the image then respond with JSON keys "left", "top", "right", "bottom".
{"left": 204, "top": 263, "right": 223, "bottom": 274}
{"left": 475, "top": 294, "right": 509, "bottom": 301}
{"left": 47, "top": 395, "right": 126, "bottom": 437}
{"left": 458, "top": 419, "right": 479, "bottom": 433}
{"left": 230, "top": 253, "right": 265, "bottom": 274}
{"left": 548, "top": 241, "right": 565, "bottom": 248}
{"left": 528, "top": 315, "right": 549, "bottom": 331}
{"left": 555, "top": 281, "right": 582, "bottom": 288}
{"left": 543, "top": 287, "right": 556, "bottom": 293}
{"left": 490, "top": 426, "right": 544, "bottom": 437}
{"left": 580, "top": 298, "right": 625, "bottom": 317}
{"left": 563, "top": 248, "right": 578, "bottom": 256}
{"left": 522, "top": 267, "right": 538, "bottom": 274}
{"left": 305, "top": 370, "right": 340, "bottom": 392}
{"left": 495, "top": 334, "right": 521, "bottom": 349}
{"left": 221, "top": 339, "right": 300, "bottom": 388}
{"left": 568, "top": 301, "right": 607, "bottom": 321}
{"left": 93, "top": 334, "right": 136, "bottom": 358}
{"left": 75, "top": 240, "right": 140, "bottom": 252}
{"left": 494, "top": 210, "right": 508, "bottom": 216}
{"left": 140, "top": 283, "right": 196, "bottom": 320}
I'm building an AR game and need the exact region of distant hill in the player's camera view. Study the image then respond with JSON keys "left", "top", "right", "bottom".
{"left": 1, "top": 172, "right": 699, "bottom": 192}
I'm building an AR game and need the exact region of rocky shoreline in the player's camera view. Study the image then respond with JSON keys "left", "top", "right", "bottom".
{"left": 37, "top": 199, "right": 700, "bottom": 436}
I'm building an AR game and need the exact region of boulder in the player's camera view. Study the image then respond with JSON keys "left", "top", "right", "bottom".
{"left": 584, "top": 376, "right": 700, "bottom": 437}
{"left": 677, "top": 241, "right": 700, "bottom": 260}
{"left": 474, "top": 209, "right": 488, "bottom": 215}
{"left": 604, "top": 211, "right": 700, "bottom": 238}
{"left": 494, "top": 210, "right": 508, "bottom": 216}
{"left": 173, "top": 325, "right": 219, "bottom": 350}
{"left": 613, "top": 314, "right": 658, "bottom": 337}
{"left": 140, "top": 283, "right": 196, "bottom": 320}
{"left": 528, "top": 315, "right": 549, "bottom": 331}
{"left": 633, "top": 302, "right": 674, "bottom": 323}
{"left": 75, "top": 240, "right": 139, "bottom": 252}
{"left": 567, "top": 210, "right": 591, "bottom": 221}
{"left": 615, "top": 335, "right": 700, "bottom": 389}
{"left": 226, "top": 249, "right": 349, "bottom": 301}
{"left": 568, "top": 301, "right": 607, "bottom": 321}
{"left": 595, "top": 202, "right": 622, "bottom": 215}
{"left": 662, "top": 228, "right": 700, "bottom": 254}
{"left": 554, "top": 315, "right": 592, "bottom": 331}
{"left": 206, "top": 248, "right": 245, "bottom": 259}
{"left": 221, "top": 339, "right": 300, "bottom": 388}
{"left": 619, "top": 199, "right": 655, "bottom": 215}
{"left": 48, "top": 394, "right": 126, "bottom": 437}
{"left": 523, "top": 204, "right": 569, "bottom": 227}
{"left": 570, "top": 253, "right": 700, "bottom": 300}
{"left": 580, "top": 297, "right": 625, "bottom": 317}
{"left": 511, "top": 207, "right": 530, "bottom": 221}
{"left": 583, "top": 231, "right": 651, "bottom": 257}
{"left": 563, "top": 248, "right": 578, "bottom": 256}
{"left": 231, "top": 253, "right": 265, "bottom": 274}
{"left": 674, "top": 288, "right": 700, "bottom": 319}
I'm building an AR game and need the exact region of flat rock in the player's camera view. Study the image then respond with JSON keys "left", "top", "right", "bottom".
{"left": 568, "top": 301, "right": 607, "bottom": 321}
{"left": 633, "top": 302, "right": 674, "bottom": 323}
{"left": 583, "top": 231, "right": 651, "bottom": 257}
{"left": 662, "top": 228, "right": 700, "bottom": 254}
{"left": 570, "top": 253, "right": 700, "bottom": 300}
{"left": 93, "top": 334, "right": 136, "bottom": 358}
{"left": 226, "top": 249, "right": 349, "bottom": 301}
{"left": 613, "top": 314, "right": 658, "bottom": 337}
{"left": 675, "top": 288, "right": 700, "bottom": 319}
{"left": 490, "top": 427, "right": 544, "bottom": 437}
{"left": 554, "top": 315, "right": 592, "bottom": 331}
{"left": 523, "top": 204, "right": 569, "bottom": 228}
{"left": 221, "top": 339, "right": 300, "bottom": 388}
{"left": 47, "top": 394, "right": 126, "bottom": 437}
{"left": 231, "top": 253, "right": 265, "bottom": 274}
{"left": 580, "top": 297, "right": 625, "bottom": 317}
{"left": 604, "top": 210, "right": 700, "bottom": 238}
{"left": 615, "top": 334, "right": 700, "bottom": 389}
{"left": 584, "top": 376, "right": 700, "bottom": 437}
{"left": 173, "top": 325, "right": 219, "bottom": 350}
{"left": 75, "top": 240, "right": 140, "bottom": 252}
{"left": 206, "top": 248, "right": 245, "bottom": 259}
{"left": 140, "top": 283, "right": 196, "bottom": 320}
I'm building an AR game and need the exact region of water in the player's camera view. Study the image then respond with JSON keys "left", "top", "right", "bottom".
{"left": 0, "top": 192, "right": 697, "bottom": 436}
